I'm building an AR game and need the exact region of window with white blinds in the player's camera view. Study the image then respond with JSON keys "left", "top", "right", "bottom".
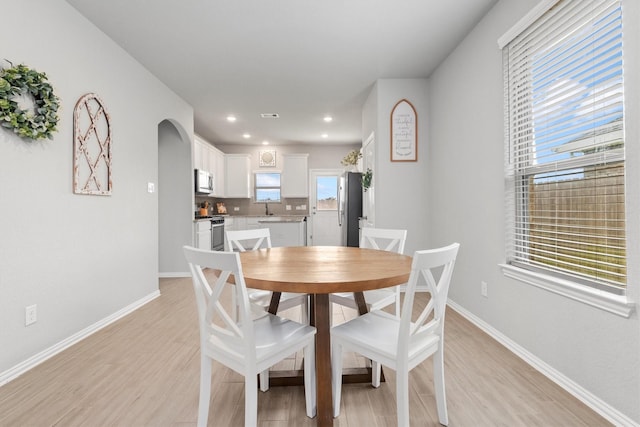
{"left": 503, "top": 0, "right": 626, "bottom": 293}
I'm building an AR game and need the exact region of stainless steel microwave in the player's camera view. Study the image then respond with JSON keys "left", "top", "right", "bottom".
{"left": 195, "top": 169, "right": 213, "bottom": 194}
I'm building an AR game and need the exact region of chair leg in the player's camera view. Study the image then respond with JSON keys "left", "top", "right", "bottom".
{"left": 372, "top": 361, "right": 381, "bottom": 388}
{"left": 331, "top": 341, "right": 343, "bottom": 418}
{"left": 302, "top": 297, "right": 309, "bottom": 324}
{"left": 197, "top": 355, "right": 212, "bottom": 427}
{"left": 433, "top": 347, "right": 449, "bottom": 426}
{"left": 304, "top": 340, "right": 317, "bottom": 418}
{"left": 328, "top": 300, "right": 333, "bottom": 327}
{"left": 245, "top": 372, "right": 258, "bottom": 427}
{"left": 259, "top": 369, "right": 269, "bottom": 392}
{"left": 396, "top": 367, "right": 410, "bottom": 427}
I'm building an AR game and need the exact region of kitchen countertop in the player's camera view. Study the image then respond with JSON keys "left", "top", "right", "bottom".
{"left": 194, "top": 215, "right": 306, "bottom": 222}
{"left": 227, "top": 214, "right": 306, "bottom": 218}
{"left": 257, "top": 216, "right": 306, "bottom": 223}
{"left": 193, "top": 215, "right": 223, "bottom": 222}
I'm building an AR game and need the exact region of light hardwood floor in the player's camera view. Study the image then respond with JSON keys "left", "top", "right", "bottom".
{"left": 0, "top": 276, "right": 610, "bottom": 426}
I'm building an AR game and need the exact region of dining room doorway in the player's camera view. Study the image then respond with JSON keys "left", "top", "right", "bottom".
{"left": 308, "top": 169, "right": 343, "bottom": 246}
{"left": 158, "top": 119, "right": 192, "bottom": 276}
{"left": 361, "top": 132, "right": 375, "bottom": 229}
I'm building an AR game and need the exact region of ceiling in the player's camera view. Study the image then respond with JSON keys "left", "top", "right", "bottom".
{"left": 65, "top": 0, "right": 497, "bottom": 146}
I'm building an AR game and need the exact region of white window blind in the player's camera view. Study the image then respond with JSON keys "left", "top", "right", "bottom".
{"left": 504, "top": 0, "right": 626, "bottom": 293}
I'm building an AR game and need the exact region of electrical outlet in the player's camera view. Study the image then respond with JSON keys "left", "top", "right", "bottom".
{"left": 481, "top": 281, "right": 488, "bottom": 298}
{"left": 147, "top": 182, "right": 155, "bottom": 193}
{"left": 286, "top": 205, "right": 291, "bottom": 211}
{"left": 233, "top": 206, "right": 240, "bottom": 211}
{"left": 25, "top": 304, "right": 37, "bottom": 326}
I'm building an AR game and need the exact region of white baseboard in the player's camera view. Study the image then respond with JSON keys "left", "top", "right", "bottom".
{"left": 0, "top": 290, "right": 161, "bottom": 387}
{"left": 158, "top": 271, "right": 190, "bottom": 278}
{"left": 446, "top": 299, "right": 638, "bottom": 427}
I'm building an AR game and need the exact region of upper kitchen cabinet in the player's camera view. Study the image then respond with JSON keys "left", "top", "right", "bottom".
{"left": 210, "top": 145, "right": 225, "bottom": 197}
{"left": 193, "top": 136, "right": 210, "bottom": 172}
{"left": 225, "top": 154, "right": 251, "bottom": 198}
{"left": 281, "top": 154, "right": 309, "bottom": 197}
{"left": 194, "top": 136, "right": 226, "bottom": 197}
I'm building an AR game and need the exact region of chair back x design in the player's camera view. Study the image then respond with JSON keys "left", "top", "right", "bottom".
{"left": 224, "top": 228, "right": 309, "bottom": 392}
{"left": 330, "top": 227, "right": 407, "bottom": 319}
{"left": 331, "top": 242, "right": 460, "bottom": 426}
{"left": 226, "top": 228, "right": 271, "bottom": 252}
{"left": 360, "top": 227, "right": 407, "bottom": 254}
{"left": 184, "top": 246, "right": 316, "bottom": 427}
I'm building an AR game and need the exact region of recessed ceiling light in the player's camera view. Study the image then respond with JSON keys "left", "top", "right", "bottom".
{"left": 262, "top": 140, "right": 269, "bottom": 145}
{"left": 323, "top": 116, "right": 333, "bottom": 122}
{"left": 226, "top": 115, "right": 237, "bottom": 122}
{"left": 321, "top": 133, "right": 329, "bottom": 138}
{"left": 242, "top": 133, "right": 251, "bottom": 139}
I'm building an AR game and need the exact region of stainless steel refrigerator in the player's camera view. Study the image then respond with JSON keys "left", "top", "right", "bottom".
{"left": 338, "top": 172, "right": 363, "bottom": 247}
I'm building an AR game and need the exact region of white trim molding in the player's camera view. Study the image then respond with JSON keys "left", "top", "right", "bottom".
{"left": 500, "top": 264, "right": 635, "bottom": 318}
{"left": 159, "top": 271, "right": 190, "bottom": 278}
{"left": 497, "top": 0, "right": 561, "bottom": 49}
{"left": 0, "top": 290, "right": 160, "bottom": 387}
{"left": 447, "top": 299, "right": 639, "bottom": 427}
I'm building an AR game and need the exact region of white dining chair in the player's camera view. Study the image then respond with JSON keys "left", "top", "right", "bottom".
{"left": 183, "top": 246, "right": 317, "bottom": 427}
{"left": 226, "top": 228, "right": 310, "bottom": 391}
{"left": 331, "top": 242, "right": 460, "bottom": 426}
{"left": 226, "top": 228, "right": 310, "bottom": 319}
{"left": 330, "top": 227, "right": 407, "bottom": 317}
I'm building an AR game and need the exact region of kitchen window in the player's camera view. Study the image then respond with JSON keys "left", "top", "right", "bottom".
{"left": 255, "top": 172, "right": 281, "bottom": 203}
{"left": 501, "top": 0, "right": 630, "bottom": 311}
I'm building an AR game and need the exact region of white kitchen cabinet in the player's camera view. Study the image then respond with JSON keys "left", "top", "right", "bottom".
{"left": 226, "top": 216, "right": 244, "bottom": 231}
{"left": 259, "top": 219, "right": 307, "bottom": 247}
{"left": 225, "top": 154, "right": 251, "bottom": 198}
{"left": 195, "top": 137, "right": 226, "bottom": 197}
{"left": 227, "top": 216, "right": 306, "bottom": 247}
{"left": 222, "top": 217, "right": 234, "bottom": 249}
{"left": 194, "top": 220, "right": 212, "bottom": 250}
{"left": 224, "top": 216, "right": 234, "bottom": 229}
{"left": 210, "top": 146, "right": 225, "bottom": 197}
{"left": 227, "top": 216, "right": 269, "bottom": 231}
{"left": 246, "top": 217, "right": 262, "bottom": 230}
{"left": 194, "top": 137, "right": 209, "bottom": 171}
{"left": 281, "top": 154, "right": 309, "bottom": 197}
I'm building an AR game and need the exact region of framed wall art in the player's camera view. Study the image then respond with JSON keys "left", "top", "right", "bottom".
{"left": 390, "top": 99, "right": 417, "bottom": 162}
{"left": 259, "top": 149, "right": 276, "bottom": 167}
{"left": 73, "top": 93, "right": 112, "bottom": 195}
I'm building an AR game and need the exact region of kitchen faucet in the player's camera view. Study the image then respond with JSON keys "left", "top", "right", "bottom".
{"left": 265, "top": 202, "right": 270, "bottom": 215}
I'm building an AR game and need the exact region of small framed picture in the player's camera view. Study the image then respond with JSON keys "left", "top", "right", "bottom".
{"left": 390, "top": 99, "right": 417, "bottom": 162}
{"left": 259, "top": 149, "right": 276, "bottom": 167}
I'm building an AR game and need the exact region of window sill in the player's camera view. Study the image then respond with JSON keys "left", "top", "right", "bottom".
{"left": 499, "top": 264, "right": 635, "bottom": 318}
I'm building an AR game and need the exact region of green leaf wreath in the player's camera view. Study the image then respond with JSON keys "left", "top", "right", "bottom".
{"left": 0, "top": 62, "right": 60, "bottom": 140}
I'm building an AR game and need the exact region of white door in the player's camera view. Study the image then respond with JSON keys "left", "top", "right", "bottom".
{"left": 309, "top": 169, "right": 343, "bottom": 246}
{"left": 362, "top": 132, "right": 375, "bottom": 228}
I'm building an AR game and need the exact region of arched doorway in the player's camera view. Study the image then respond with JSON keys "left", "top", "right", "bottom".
{"left": 158, "top": 119, "right": 192, "bottom": 276}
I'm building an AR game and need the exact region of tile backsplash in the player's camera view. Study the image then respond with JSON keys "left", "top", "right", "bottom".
{"left": 195, "top": 196, "right": 309, "bottom": 216}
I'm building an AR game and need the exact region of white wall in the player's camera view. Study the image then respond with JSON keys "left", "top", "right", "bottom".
{"left": 362, "top": 79, "right": 429, "bottom": 255}
{"left": 428, "top": 0, "right": 639, "bottom": 424}
{"left": 215, "top": 142, "right": 360, "bottom": 170}
{"left": 0, "top": 0, "right": 193, "bottom": 378}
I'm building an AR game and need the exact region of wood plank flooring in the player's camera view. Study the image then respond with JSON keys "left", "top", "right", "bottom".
{"left": 0, "top": 276, "right": 610, "bottom": 426}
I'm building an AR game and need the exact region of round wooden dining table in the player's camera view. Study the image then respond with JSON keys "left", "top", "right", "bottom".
{"left": 239, "top": 245, "right": 412, "bottom": 427}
